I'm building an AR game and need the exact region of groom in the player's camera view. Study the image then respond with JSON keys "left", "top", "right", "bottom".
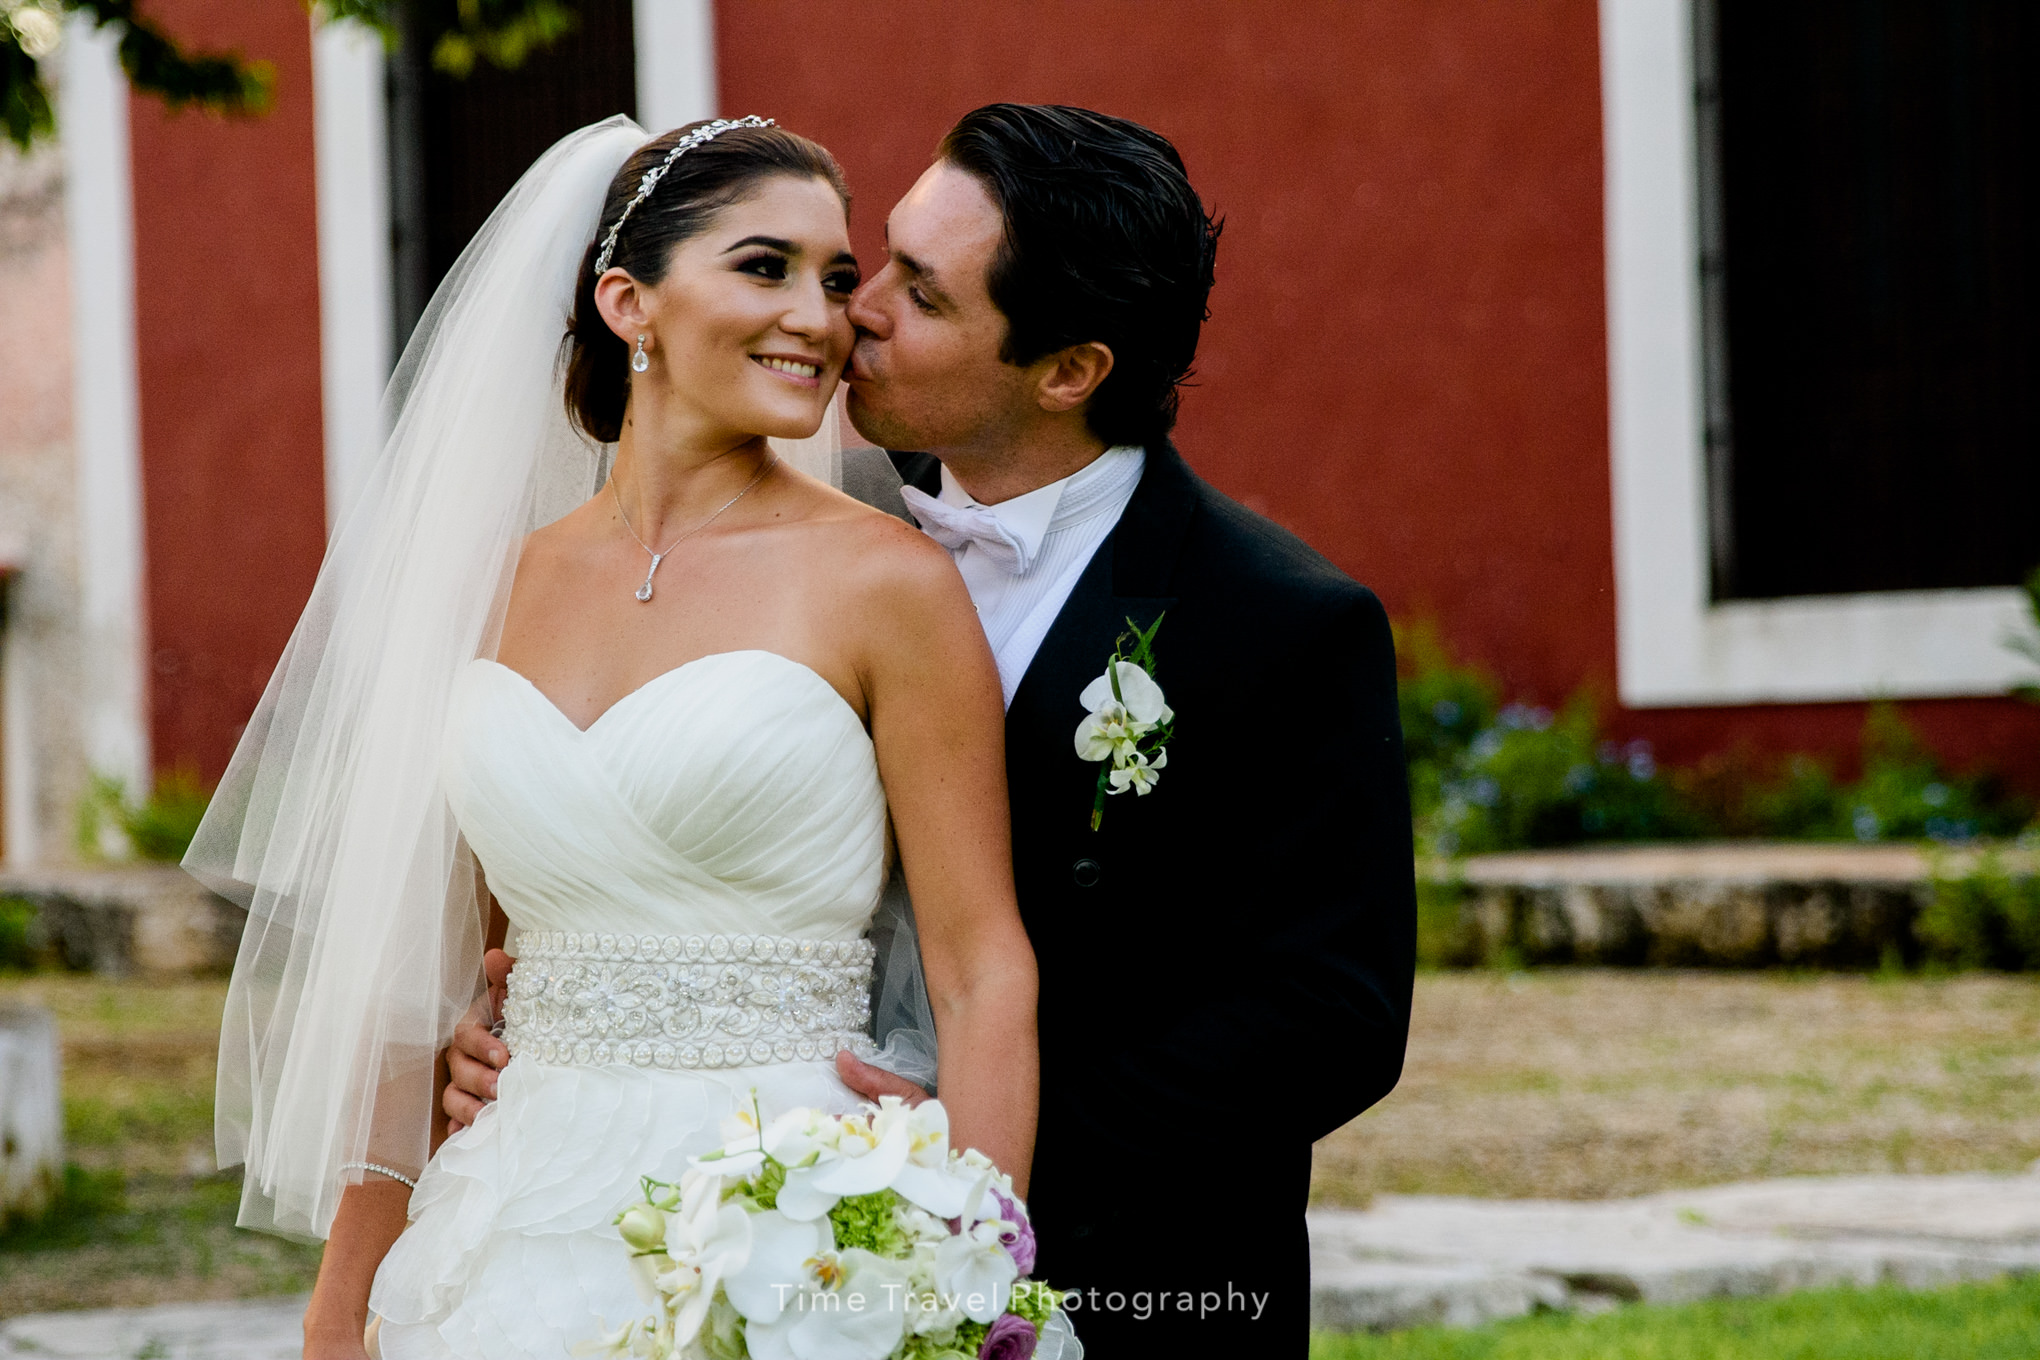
{"left": 448, "top": 104, "right": 1415, "bottom": 1354}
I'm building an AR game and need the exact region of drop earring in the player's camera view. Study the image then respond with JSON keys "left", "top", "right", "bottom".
{"left": 632, "top": 335, "right": 650, "bottom": 373}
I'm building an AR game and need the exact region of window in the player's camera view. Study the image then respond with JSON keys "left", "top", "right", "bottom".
{"left": 389, "top": 0, "right": 639, "bottom": 345}
{"left": 1602, "top": 0, "right": 2036, "bottom": 705}
{"left": 1698, "top": 0, "right": 2040, "bottom": 602}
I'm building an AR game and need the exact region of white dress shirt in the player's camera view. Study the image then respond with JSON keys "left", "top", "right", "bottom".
{"left": 914, "top": 445, "right": 1146, "bottom": 706}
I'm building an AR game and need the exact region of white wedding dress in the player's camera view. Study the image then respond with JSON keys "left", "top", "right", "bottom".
{"left": 369, "top": 650, "right": 889, "bottom": 1359}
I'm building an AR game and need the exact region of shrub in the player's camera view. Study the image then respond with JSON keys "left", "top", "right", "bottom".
{"left": 73, "top": 766, "right": 211, "bottom": 863}
{"left": 0, "top": 896, "right": 48, "bottom": 971}
{"left": 1917, "top": 852, "right": 2040, "bottom": 970}
{"left": 1398, "top": 623, "right": 2032, "bottom": 857}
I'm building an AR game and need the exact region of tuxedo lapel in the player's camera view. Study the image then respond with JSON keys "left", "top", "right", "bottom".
{"left": 1005, "top": 442, "right": 1197, "bottom": 744}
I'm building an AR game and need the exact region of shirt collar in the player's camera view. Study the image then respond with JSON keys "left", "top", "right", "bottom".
{"left": 937, "top": 445, "right": 1145, "bottom": 571}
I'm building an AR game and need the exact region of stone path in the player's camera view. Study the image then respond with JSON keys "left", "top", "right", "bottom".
{"left": 1311, "top": 1170, "right": 2040, "bottom": 1331}
{"left": 0, "top": 1298, "right": 305, "bottom": 1360}
{"left": 7, "top": 1172, "right": 2040, "bottom": 1352}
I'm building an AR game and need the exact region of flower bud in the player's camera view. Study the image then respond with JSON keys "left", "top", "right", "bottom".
{"left": 617, "top": 1203, "right": 666, "bottom": 1252}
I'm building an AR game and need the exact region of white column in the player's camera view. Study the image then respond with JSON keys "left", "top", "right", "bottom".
{"left": 634, "top": 0, "right": 718, "bottom": 133}
{"left": 60, "top": 15, "right": 151, "bottom": 799}
{"left": 0, "top": 548, "right": 30, "bottom": 865}
{"left": 312, "top": 15, "right": 394, "bottom": 532}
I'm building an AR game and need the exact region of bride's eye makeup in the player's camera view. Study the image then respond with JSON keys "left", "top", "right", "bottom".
{"left": 733, "top": 251, "right": 790, "bottom": 281}
{"left": 824, "top": 266, "right": 861, "bottom": 296}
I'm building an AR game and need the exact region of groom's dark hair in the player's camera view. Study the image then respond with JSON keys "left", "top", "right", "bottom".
{"left": 938, "top": 104, "right": 1222, "bottom": 449}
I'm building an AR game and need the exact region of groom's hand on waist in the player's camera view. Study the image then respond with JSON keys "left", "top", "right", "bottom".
{"left": 835, "top": 1050, "right": 930, "bottom": 1107}
{"left": 444, "top": 947, "right": 515, "bottom": 1132}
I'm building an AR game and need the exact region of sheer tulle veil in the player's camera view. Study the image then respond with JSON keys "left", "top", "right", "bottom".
{"left": 185, "top": 116, "right": 867, "bottom": 1239}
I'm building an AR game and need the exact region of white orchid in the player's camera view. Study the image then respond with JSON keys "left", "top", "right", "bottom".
{"left": 688, "top": 1104, "right": 770, "bottom": 1178}
{"left": 653, "top": 1170, "right": 753, "bottom": 1348}
{"left": 763, "top": 1106, "right": 843, "bottom": 1165}
{"left": 1107, "top": 747, "right": 1167, "bottom": 796}
{"left": 1073, "top": 617, "right": 1175, "bottom": 829}
{"left": 1079, "top": 660, "right": 1173, "bottom": 729}
{"left": 742, "top": 1247, "right": 913, "bottom": 1360}
{"left": 931, "top": 1220, "right": 1019, "bottom": 1324}
{"left": 721, "top": 1209, "right": 829, "bottom": 1325}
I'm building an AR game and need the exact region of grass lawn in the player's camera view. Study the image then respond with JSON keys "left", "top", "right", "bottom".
{"left": 1308, "top": 1275, "right": 2040, "bottom": 1359}
{"left": 1312, "top": 969, "right": 2040, "bottom": 1203}
{"left": 0, "top": 975, "right": 322, "bottom": 1317}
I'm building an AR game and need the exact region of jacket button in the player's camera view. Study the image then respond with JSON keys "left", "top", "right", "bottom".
{"left": 1072, "top": 858, "right": 1102, "bottom": 888}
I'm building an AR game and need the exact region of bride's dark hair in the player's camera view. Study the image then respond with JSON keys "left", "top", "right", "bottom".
{"left": 564, "top": 121, "right": 849, "bottom": 442}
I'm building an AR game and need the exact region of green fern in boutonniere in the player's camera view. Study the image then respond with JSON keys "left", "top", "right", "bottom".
{"left": 1073, "top": 614, "right": 1175, "bottom": 831}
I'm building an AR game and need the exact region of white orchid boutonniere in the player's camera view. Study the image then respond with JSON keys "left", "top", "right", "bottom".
{"left": 1074, "top": 614, "right": 1175, "bottom": 831}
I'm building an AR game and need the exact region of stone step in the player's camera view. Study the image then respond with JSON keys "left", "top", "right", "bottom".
{"left": 1427, "top": 841, "right": 2033, "bottom": 968}
{"left": 0, "top": 1297, "right": 306, "bottom": 1360}
{"left": 1309, "top": 1170, "right": 2040, "bottom": 1331}
{"left": 0, "top": 864, "right": 243, "bottom": 976}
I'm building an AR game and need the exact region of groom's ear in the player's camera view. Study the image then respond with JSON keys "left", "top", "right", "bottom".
{"left": 593, "top": 270, "right": 654, "bottom": 343}
{"left": 1032, "top": 341, "right": 1115, "bottom": 416}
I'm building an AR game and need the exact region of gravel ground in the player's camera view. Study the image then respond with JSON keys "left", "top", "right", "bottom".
{"left": 1312, "top": 970, "right": 2040, "bottom": 1204}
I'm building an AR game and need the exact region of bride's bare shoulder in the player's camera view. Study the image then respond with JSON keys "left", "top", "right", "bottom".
{"left": 803, "top": 491, "right": 969, "bottom": 617}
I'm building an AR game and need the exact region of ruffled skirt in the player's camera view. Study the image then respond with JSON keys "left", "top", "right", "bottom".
{"left": 369, "top": 1056, "right": 863, "bottom": 1359}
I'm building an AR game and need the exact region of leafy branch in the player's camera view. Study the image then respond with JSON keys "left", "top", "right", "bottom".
{"left": 0, "top": 0, "right": 578, "bottom": 153}
{"left": 2011, "top": 566, "right": 2040, "bottom": 705}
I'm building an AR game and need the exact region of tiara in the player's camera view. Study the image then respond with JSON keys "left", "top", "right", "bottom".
{"left": 593, "top": 116, "right": 777, "bottom": 275}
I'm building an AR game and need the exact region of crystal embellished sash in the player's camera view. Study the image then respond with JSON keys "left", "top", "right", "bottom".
{"left": 502, "top": 931, "right": 875, "bottom": 1070}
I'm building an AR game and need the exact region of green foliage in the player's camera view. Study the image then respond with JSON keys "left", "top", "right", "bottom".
{"left": 827, "top": 1189, "right": 908, "bottom": 1257}
{"left": 1, "top": 0, "right": 578, "bottom": 152}
{"left": 0, "top": 896, "right": 45, "bottom": 971}
{"left": 74, "top": 766, "right": 212, "bottom": 863}
{"left": 1917, "top": 852, "right": 2040, "bottom": 971}
{"left": 1, "top": 13, "right": 54, "bottom": 148}
{"left": 0, "top": 1162, "right": 123, "bottom": 1248}
{"left": 2011, "top": 565, "right": 2040, "bottom": 704}
{"left": 1400, "top": 623, "right": 2032, "bottom": 857}
{"left": 1310, "top": 1274, "right": 2040, "bottom": 1360}
{"left": 322, "top": 0, "right": 579, "bottom": 77}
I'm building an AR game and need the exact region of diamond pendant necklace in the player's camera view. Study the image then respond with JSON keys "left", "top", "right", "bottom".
{"left": 612, "top": 453, "right": 777, "bottom": 602}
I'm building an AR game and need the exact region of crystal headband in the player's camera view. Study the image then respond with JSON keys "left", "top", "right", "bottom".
{"left": 592, "top": 116, "right": 777, "bottom": 275}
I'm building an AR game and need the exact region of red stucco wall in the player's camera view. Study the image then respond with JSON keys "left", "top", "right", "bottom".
{"left": 717, "top": 0, "right": 2040, "bottom": 789}
{"left": 129, "top": 0, "right": 328, "bottom": 781}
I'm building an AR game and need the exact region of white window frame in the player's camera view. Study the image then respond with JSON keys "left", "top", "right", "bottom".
{"left": 1600, "top": 0, "right": 2039, "bottom": 707}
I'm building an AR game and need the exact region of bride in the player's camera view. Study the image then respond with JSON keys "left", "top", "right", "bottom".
{"left": 186, "top": 116, "right": 1040, "bottom": 1359}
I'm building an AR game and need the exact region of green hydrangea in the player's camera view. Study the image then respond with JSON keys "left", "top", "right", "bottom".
{"left": 828, "top": 1189, "right": 908, "bottom": 1256}
{"left": 898, "top": 1320, "right": 986, "bottom": 1360}
{"left": 1007, "top": 1281, "right": 1059, "bottom": 1327}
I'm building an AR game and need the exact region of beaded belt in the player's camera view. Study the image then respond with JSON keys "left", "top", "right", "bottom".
{"left": 502, "top": 931, "right": 875, "bottom": 1071}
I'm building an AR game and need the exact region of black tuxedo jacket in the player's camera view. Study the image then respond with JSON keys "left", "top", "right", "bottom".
{"left": 891, "top": 444, "right": 1415, "bottom": 1308}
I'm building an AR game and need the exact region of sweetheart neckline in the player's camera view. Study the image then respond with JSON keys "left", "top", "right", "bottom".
{"left": 475, "top": 652, "right": 869, "bottom": 738}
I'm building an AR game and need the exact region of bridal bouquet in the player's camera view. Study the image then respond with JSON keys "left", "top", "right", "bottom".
{"left": 589, "top": 1097, "right": 1073, "bottom": 1360}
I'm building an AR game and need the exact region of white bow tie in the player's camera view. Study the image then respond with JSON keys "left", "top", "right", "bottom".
{"left": 899, "top": 485, "right": 1037, "bottom": 575}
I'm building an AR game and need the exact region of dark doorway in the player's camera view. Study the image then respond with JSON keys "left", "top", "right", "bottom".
{"left": 388, "top": 0, "right": 638, "bottom": 350}
{"left": 1701, "top": 1, "right": 2040, "bottom": 600}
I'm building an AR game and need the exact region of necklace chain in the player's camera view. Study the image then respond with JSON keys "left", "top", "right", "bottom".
{"left": 611, "top": 454, "right": 777, "bottom": 602}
